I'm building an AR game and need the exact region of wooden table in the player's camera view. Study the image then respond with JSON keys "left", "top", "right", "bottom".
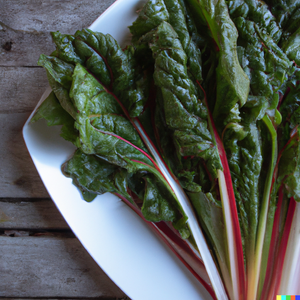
{"left": 0, "top": 1, "right": 129, "bottom": 298}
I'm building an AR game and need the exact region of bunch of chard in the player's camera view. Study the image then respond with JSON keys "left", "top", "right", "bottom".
{"left": 32, "top": 0, "right": 300, "bottom": 298}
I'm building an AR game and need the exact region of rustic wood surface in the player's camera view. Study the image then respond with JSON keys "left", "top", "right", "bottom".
{"left": 0, "top": 1, "right": 130, "bottom": 298}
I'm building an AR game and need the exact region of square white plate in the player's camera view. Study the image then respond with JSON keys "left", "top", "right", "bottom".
{"left": 22, "top": 1, "right": 213, "bottom": 299}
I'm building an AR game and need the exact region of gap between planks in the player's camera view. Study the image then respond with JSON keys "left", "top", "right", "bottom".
{"left": 0, "top": 198, "right": 69, "bottom": 229}
{"left": 0, "top": 236, "right": 127, "bottom": 298}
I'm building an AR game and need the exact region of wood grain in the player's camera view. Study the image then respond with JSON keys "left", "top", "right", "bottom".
{"left": 0, "top": 199, "right": 68, "bottom": 229}
{"left": 0, "top": 23, "right": 55, "bottom": 67}
{"left": 0, "top": 67, "right": 48, "bottom": 113}
{"left": 0, "top": 0, "right": 115, "bottom": 67}
{"left": 0, "top": 0, "right": 115, "bottom": 32}
{"left": 0, "top": 236, "right": 126, "bottom": 298}
{"left": 0, "top": 113, "right": 49, "bottom": 198}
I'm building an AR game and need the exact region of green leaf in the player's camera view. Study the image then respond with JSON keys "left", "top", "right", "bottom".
{"left": 140, "top": 22, "right": 221, "bottom": 173}
{"left": 185, "top": 0, "right": 250, "bottom": 130}
{"left": 188, "top": 191, "right": 230, "bottom": 283}
{"left": 163, "top": 0, "right": 203, "bottom": 83}
{"left": 31, "top": 91, "right": 77, "bottom": 144}
{"left": 37, "top": 55, "right": 77, "bottom": 119}
{"left": 51, "top": 31, "right": 83, "bottom": 65}
{"left": 63, "top": 149, "right": 119, "bottom": 200}
{"left": 52, "top": 28, "right": 150, "bottom": 117}
{"left": 282, "top": 27, "right": 300, "bottom": 67}
{"left": 228, "top": 0, "right": 282, "bottom": 42}
{"left": 129, "top": 0, "right": 169, "bottom": 39}
{"left": 38, "top": 54, "right": 74, "bottom": 89}
{"left": 142, "top": 176, "right": 178, "bottom": 222}
{"left": 278, "top": 130, "right": 300, "bottom": 201}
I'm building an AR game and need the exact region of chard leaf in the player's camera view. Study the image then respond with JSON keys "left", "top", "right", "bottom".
{"left": 129, "top": 0, "right": 169, "bottom": 39}
{"left": 31, "top": 91, "right": 77, "bottom": 144}
{"left": 279, "top": 84, "right": 300, "bottom": 134}
{"left": 278, "top": 137, "right": 300, "bottom": 201}
{"left": 51, "top": 31, "right": 83, "bottom": 65}
{"left": 77, "top": 118, "right": 152, "bottom": 167}
{"left": 67, "top": 64, "right": 152, "bottom": 168}
{"left": 281, "top": 27, "right": 300, "bottom": 65}
{"left": 266, "top": 0, "right": 300, "bottom": 34}
{"left": 130, "top": 0, "right": 203, "bottom": 84}
{"left": 185, "top": 0, "right": 250, "bottom": 131}
{"left": 37, "top": 54, "right": 77, "bottom": 119}
{"left": 62, "top": 149, "right": 120, "bottom": 201}
{"left": 141, "top": 21, "right": 220, "bottom": 175}
{"left": 228, "top": 0, "right": 282, "bottom": 42}
{"left": 188, "top": 191, "right": 230, "bottom": 278}
{"left": 31, "top": 91, "right": 71, "bottom": 126}
{"left": 38, "top": 54, "right": 74, "bottom": 89}
{"left": 142, "top": 176, "right": 179, "bottom": 223}
{"left": 234, "top": 17, "right": 293, "bottom": 107}
{"left": 51, "top": 29, "right": 150, "bottom": 117}
{"left": 163, "top": 0, "right": 203, "bottom": 83}
{"left": 37, "top": 49, "right": 190, "bottom": 235}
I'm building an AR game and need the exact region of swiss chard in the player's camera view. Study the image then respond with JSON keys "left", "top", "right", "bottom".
{"left": 31, "top": 0, "right": 300, "bottom": 298}
{"left": 34, "top": 35, "right": 227, "bottom": 297}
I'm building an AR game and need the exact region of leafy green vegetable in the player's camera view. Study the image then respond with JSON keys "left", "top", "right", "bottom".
{"left": 51, "top": 29, "right": 150, "bottom": 117}
{"left": 63, "top": 149, "right": 121, "bottom": 202}
{"left": 278, "top": 132, "right": 300, "bottom": 201}
{"left": 32, "top": 0, "right": 300, "bottom": 298}
{"left": 186, "top": 0, "right": 250, "bottom": 131}
{"left": 37, "top": 50, "right": 192, "bottom": 242}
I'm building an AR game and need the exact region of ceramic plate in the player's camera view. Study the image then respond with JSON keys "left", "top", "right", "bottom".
{"left": 22, "top": 1, "right": 213, "bottom": 299}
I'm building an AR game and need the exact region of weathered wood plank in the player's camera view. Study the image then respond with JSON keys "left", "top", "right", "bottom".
{"left": 0, "top": 0, "right": 115, "bottom": 67}
{"left": 0, "top": 67, "right": 48, "bottom": 113}
{"left": 0, "top": 0, "right": 115, "bottom": 32}
{"left": 0, "top": 199, "right": 68, "bottom": 229}
{"left": 0, "top": 113, "right": 49, "bottom": 198}
{"left": 0, "top": 236, "right": 126, "bottom": 298}
{"left": 0, "top": 23, "right": 56, "bottom": 67}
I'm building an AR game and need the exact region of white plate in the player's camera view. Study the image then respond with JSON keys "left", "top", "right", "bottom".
{"left": 22, "top": 1, "right": 213, "bottom": 299}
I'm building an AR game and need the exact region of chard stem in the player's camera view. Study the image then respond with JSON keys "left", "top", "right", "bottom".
{"left": 134, "top": 120, "right": 229, "bottom": 299}
{"left": 247, "top": 115, "right": 277, "bottom": 300}
{"left": 115, "top": 192, "right": 216, "bottom": 298}
{"left": 217, "top": 170, "right": 238, "bottom": 300}
{"left": 198, "top": 81, "right": 246, "bottom": 300}
{"left": 278, "top": 201, "right": 300, "bottom": 294}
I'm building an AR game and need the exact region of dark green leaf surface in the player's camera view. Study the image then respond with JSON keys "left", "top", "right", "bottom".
{"left": 142, "top": 176, "right": 178, "bottom": 222}
{"left": 31, "top": 91, "right": 77, "bottom": 144}
{"left": 140, "top": 22, "right": 221, "bottom": 174}
{"left": 278, "top": 133, "right": 300, "bottom": 201}
{"left": 186, "top": 0, "right": 250, "bottom": 131}
{"left": 51, "top": 29, "right": 150, "bottom": 117}
{"left": 188, "top": 191, "right": 230, "bottom": 278}
{"left": 63, "top": 149, "right": 119, "bottom": 201}
{"left": 129, "top": 0, "right": 169, "bottom": 39}
{"left": 281, "top": 27, "right": 300, "bottom": 69}
{"left": 130, "top": 0, "right": 203, "bottom": 84}
{"left": 38, "top": 55, "right": 77, "bottom": 119}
